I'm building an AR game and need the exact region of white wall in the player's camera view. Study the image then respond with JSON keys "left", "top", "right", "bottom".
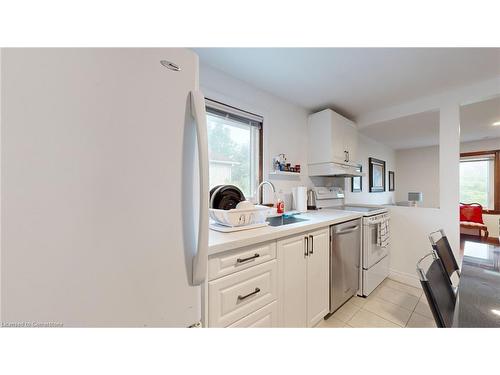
{"left": 358, "top": 137, "right": 500, "bottom": 212}
{"left": 482, "top": 215, "right": 500, "bottom": 238}
{"left": 0, "top": 49, "right": 2, "bottom": 322}
{"left": 357, "top": 79, "right": 500, "bottom": 280}
{"left": 395, "top": 145, "right": 440, "bottom": 208}
{"left": 460, "top": 137, "right": 500, "bottom": 153}
{"left": 199, "top": 63, "right": 310, "bottom": 209}
{"left": 388, "top": 206, "right": 455, "bottom": 287}
{"left": 389, "top": 138, "right": 500, "bottom": 239}
{"left": 344, "top": 133, "right": 396, "bottom": 205}
{"left": 357, "top": 88, "right": 474, "bottom": 286}
{"left": 386, "top": 104, "right": 461, "bottom": 287}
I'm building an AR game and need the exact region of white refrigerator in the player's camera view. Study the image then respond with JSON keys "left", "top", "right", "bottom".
{"left": 1, "top": 48, "right": 209, "bottom": 327}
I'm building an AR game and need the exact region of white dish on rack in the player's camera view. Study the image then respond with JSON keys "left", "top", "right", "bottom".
{"left": 209, "top": 205, "right": 273, "bottom": 227}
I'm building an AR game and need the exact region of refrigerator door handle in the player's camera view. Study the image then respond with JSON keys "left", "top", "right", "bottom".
{"left": 190, "top": 90, "right": 209, "bottom": 285}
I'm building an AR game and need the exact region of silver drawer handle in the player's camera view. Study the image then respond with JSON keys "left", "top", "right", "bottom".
{"left": 160, "top": 60, "right": 181, "bottom": 71}
{"left": 336, "top": 226, "right": 359, "bottom": 235}
{"left": 237, "top": 288, "right": 261, "bottom": 301}
{"left": 236, "top": 253, "right": 260, "bottom": 263}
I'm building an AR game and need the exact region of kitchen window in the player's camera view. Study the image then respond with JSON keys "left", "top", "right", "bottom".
{"left": 205, "top": 99, "right": 263, "bottom": 199}
{"left": 460, "top": 150, "right": 500, "bottom": 213}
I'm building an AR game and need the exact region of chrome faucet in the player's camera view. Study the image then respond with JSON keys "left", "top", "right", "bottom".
{"left": 255, "top": 180, "right": 276, "bottom": 206}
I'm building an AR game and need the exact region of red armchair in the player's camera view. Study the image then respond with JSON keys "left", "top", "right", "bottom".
{"left": 460, "top": 203, "right": 489, "bottom": 238}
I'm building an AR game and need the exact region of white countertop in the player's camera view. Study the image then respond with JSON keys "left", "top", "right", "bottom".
{"left": 209, "top": 209, "right": 363, "bottom": 255}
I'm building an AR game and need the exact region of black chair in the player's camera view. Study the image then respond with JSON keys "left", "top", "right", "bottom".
{"left": 428, "top": 229, "right": 461, "bottom": 282}
{"left": 416, "top": 252, "right": 457, "bottom": 328}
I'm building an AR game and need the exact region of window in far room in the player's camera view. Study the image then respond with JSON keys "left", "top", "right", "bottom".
{"left": 460, "top": 151, "right": 499, "bottom": 212}
{"left": 205, "top": 99, "right": 263, "bottom": 199}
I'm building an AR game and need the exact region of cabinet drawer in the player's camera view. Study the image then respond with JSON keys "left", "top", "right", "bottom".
{"left": 229, "top": 301, "right": 278, "bottom": 328}
{"left": 208, "top": 260, "right": 277, "bottom": 327}
{"left": 208, "top": 241, "right": 276, "bottom": 281}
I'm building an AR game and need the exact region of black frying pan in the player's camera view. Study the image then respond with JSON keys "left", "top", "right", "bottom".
{"left": 209, "top": 184, "right": 245, "bottom": 210}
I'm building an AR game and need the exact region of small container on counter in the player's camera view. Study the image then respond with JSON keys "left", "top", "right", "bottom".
{"left": 276, "top": 199, "right": 285, "bottom": 214}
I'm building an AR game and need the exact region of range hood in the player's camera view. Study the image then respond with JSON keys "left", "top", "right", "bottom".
{"left": 308, "top": 162, "right": 365, "bottom": 177}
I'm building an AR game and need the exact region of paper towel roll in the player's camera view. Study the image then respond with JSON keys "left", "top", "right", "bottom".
{"left": 292, "top": 186, "right": 308, "bottom": 213}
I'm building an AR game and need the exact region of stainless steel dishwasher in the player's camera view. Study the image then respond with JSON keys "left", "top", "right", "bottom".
{"left": 329, "top": 218, "right": 361, "bottom": 314}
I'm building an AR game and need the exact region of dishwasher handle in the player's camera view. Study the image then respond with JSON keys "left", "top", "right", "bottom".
{"left": 334, "top": 225, "right": 360, "bottom": 235}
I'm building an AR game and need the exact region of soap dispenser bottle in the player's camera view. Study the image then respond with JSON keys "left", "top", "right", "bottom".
{"left": 276, "top": 190, "right": 285, "bottom": 214}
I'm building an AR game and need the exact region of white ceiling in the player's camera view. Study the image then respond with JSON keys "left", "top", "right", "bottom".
{"left": 194, "top": 48, "right": 500, "bottom": 119}
{"left": 460, "top": 96, "right": 500, "bottom": 143}
{"left": 360, "top": 110, "right": 439, "bottom": 150}
{"left": 359, "top": 96, "right": 500, "bottom": 150}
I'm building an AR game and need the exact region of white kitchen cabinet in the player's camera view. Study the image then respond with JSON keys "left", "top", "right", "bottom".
{"left": 306, "top": 228, "right": 330, "bottom": 327}
{"left": 229, "top": 301, "right": 278, "bottom": 328}
{"left": 277, "top": 235, "right": 308, "bottom": 327}
{"left": 208, "top": 259, "right": 278, "bottom": 327}
{"left": 277, "top": 227, "right": 330, "bottom": 327}
{"left": 208, "top": 241, "right": 276, "bottom": 281}
{"left": 307, "top": 109, "right": 358, "bottom": 166}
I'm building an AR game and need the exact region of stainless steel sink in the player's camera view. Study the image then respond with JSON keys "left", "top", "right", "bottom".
{"left": 266, "top": 215, "right": 309, "bottom": 227}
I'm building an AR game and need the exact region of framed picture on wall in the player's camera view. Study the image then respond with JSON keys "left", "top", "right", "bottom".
{"left": 351, "top": 166, "right": 362, "bottom": 192}
{"left": 388, "top": 171, "right": 395, "bottom": 191}
{"left": 369, "top": 157, "right": 386, "bottom": 192}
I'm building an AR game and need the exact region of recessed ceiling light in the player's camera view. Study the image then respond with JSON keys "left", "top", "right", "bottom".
{"left": 493, "top": 121, "right": 500, "bottom": 126}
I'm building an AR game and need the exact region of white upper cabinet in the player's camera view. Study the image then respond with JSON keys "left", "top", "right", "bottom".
{"left": 307, "top": 109, "right": 359, "bottom": 166}
{"left": 341, "top": 116, "right": 358, "bottom": 165}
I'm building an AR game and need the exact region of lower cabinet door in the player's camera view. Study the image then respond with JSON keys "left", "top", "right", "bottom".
{"left": 229, "top": 301, "right": 278, "bottom": 328}
{"left": 306, "top": 228, "right": 330, "bottom": 327}
{"left": 277, "top": 234, "right": 307, "bottom": 327}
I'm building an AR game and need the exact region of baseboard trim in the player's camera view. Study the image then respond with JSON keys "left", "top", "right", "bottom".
{"left": 388, "top": 269, "right": 421, "bottom": 289}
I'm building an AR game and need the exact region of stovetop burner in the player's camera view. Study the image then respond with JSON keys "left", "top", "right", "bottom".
{"left": 323, "top": 205, "right": 388, "bottom": 217}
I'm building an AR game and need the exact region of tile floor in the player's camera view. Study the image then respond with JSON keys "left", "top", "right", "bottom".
{"left": 316, "top": 278, "right": 436, "bottom": 328}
